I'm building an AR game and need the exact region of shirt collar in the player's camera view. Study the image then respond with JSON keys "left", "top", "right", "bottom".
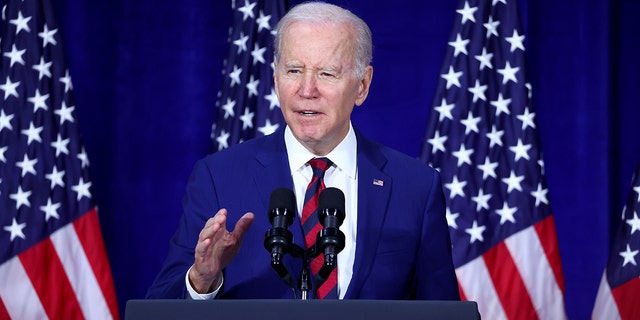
{"left": 285, "top": 124, "right": 357, "bottom": 179}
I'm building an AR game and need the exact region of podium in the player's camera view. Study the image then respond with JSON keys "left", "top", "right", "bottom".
{"left": 125, "top": 299, "right": 480, "bottom": 320}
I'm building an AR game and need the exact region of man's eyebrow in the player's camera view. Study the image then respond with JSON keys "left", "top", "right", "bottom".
{"left": 284, "top": 62, "right": 304, "bottom": 68}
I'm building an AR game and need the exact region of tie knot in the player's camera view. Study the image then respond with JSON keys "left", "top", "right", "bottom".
{"left": 308, "top": 157, "right": 333, "bottom": 175}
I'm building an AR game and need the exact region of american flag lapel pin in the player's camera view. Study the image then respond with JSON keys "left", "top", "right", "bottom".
{"left": 373, "top": 179, "right": 384, "bottom": 186}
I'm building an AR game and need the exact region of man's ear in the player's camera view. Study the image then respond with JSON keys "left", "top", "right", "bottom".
{"left": 355, "top": 66, "right": 373, "bottom": 106}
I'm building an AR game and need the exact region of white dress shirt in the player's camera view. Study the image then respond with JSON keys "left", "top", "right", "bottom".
{"left": 284, "top": 124, "right": 358, "bottom": 299}
{"left": 186, "top": 124, "right": 358, "bottom": 299}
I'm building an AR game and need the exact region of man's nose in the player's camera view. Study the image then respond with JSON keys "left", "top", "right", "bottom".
{"left": 299, "top": 73, "right": 319, "bottom": 98}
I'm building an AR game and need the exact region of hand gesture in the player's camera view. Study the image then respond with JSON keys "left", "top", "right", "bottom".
{"left": 188, "top": 208, "right": 255, "bottom": 293}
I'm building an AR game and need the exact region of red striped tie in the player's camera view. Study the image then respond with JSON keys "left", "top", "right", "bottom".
{"left": 301, "top": 157, "right": 338, "bottom": 299}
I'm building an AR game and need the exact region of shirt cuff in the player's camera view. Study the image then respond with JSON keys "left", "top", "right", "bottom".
{"left": 185, "top": 266, "right": 223, "bottom": 300}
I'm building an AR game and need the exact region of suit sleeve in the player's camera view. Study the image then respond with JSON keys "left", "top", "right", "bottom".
{"left": 413, "top": 168, "right": 461, "bottom": 300}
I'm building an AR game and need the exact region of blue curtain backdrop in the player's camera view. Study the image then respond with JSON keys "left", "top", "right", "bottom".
{"left": 44, "top": 0, "right": 640, "bottom": 319}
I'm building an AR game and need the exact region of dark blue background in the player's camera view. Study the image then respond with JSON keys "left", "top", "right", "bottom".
{"left": 47, "top": 0, "right": 640, "bottom": 319}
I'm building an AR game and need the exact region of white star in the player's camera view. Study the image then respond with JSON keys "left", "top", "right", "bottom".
{"left": 495, "top": 202, "right": 517, "bottom": 225}
{"left": 626, "top": 212, "right": 640, "bottom": 235}
{"left": 452, "top": 144, "right": 474, "bottom": 167}
{"left": 619, "top": 244, "right": 638, "bottom": 267}
{"left": 258, "top": 119, "right": 279, "bottom": 136}
{"left": 72, "top": 177, "right": 92, "bottom": 201}
{"left": 475, "top": 48, "right": 493, "bottom": 70}
{"left": 509, "top": 139, "right": 531, "bottom": 161}
{"left": 484, "top": 16, "right": 500, "bottom": 38}
{"left": 233, "top": 32, "right": 249, "bottom": 54}
{"left": 28, "top": 89, "right": 49, "bottom": 111}
{"left": 51, "top": 134, "right": 70, "bottom": 156}
{"left": 460, "top": 112, "right": 481, "bottom": 134}
{"left": 221, "top": 98, "right": 236, "bottom": 119}
{"left": 251, "top": 43, "right": 266, "bottom": 65}
{"left": 0, "top": 109, "right": 14, "bottom": 132}
{"left": 0, "top": 146, "right": 7, "bottom": 163}
{"left": 493, "top": 0, "right": 507, "bottom": 5}
{"left": 245, "top": 75, "right": 260, "bottom": 97}
{"left": 21, "top": 122, "right": 43, "bottom": 145}
{"left": 77, "top": 147, "right": 90, "bottom": 168}
{"left": 38, "top": 24, "right": 58, "bottom": 47}
{"left": 477, "top": 156, "right": 498, "bottom": 179}
{"left": 472, "top": 188, "right": 492, "bottom": 211}
{"left": 0, "top": 76, "right": 20, "bottom": 100}
{"left": 497, "top": 61, "right": 520, "bottom": 84}
{"left": 238, "top": 0, "right": 256, "bottom": 21}
{"left": 490, "top": 93, "right": 511, "bottom": 116}
{"left": 486, "top": 125, "right": 504, "bottom": 148}
{"left": 45, "top": 166, "right": 66, "bottom": 189}
{"left": 256, "top": 11, "right": 272, "bottom": 32}
{"left": 427, "top": 131, "right": 447, "bottom": 154}
{"left": 15, "top": 154, "right": 38, "bottom": 177}
{"left": 446, "top": 208, "right": 460, "bottom": 229}
{"left": 59, "top": 70, "right": 73, "bottom": 92}
{"left": 239, "top": 108, "right": 255, "bottom": 130}
{"left": 441, "top": 66, "right": 462, "bottom": 89}
{"left": 434, "top": 98, "right": 455, "bottom": 121}
{"left": 634, "top": 185, "right": 640, "bottom": 202}
{"left": 54, "top": 101, "right": 75, "bottom": 125}
{"left": 517, "top": 107, "right": 536, "bottom": 130}
{"left": 9, "top": 11, "right": 32, "bottom": 35}
{"left": 505, "top": 29, "right": 526, "bottom": 52}
{"left": 468, "top": 80, "right": 487, "bottom": 103}
{"left": 40, "top": 198, "right": 61, "bottom": 221}
{"left": 526, "top": 82, "right": 533, "bottom": 99}
{"left": 216, "top": 130, "right": 230, "bottom": 150}
{"left": 465, "top": 220, "right": 486, "bottom": 243}
{"left": 530, "top": 183, "right": 550, "bottom": 207}
{"left": 448, "top": 33, "right": 469, "bottom": 57}
{"left": 264, "top": 88, "right": 280, "bottom": 110}
{"left": 445, "top": 175, "right": 467, "bottom": 199}
{"left": 4, "top": 218, "right": 27, "bottom": 241}
{"left": 32, "top": 57, "right": 53, "bottom": 80}
{"left": 229, "top": 65, "right": 242, "bottom": 87}
{"left": 456, "top": 1, "right": 477, "bottom": 24}
{"left": 9, "top": 186, "right": 32, "bottom": 210}
{"left": 502, "top": 170, "right": 524, "bottom": 193}
{"left": 3, "top": 44, "right": 26, "bottom": 67}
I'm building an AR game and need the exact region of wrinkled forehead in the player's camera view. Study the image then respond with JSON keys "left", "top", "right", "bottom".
{"left": 279, "top": 21, "right": 357, "bottom": 69}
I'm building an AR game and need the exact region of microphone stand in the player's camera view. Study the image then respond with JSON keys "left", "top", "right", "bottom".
{"left": 290, "top": 244, "right": 313, "bottom": 300}
{"left": 271, "top": 225, "right": 342, "bottom": 299}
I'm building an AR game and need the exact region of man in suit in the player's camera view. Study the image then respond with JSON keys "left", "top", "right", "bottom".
{"left": 147, "top": 2, "right": 459, "bottom": 300}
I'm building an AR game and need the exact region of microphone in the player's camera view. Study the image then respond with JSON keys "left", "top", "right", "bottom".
{"left": 315, "top": 187, "right": 346, "bottom": 280}
{"left": 264, "top": 188, "right": 296, "bottom": 288}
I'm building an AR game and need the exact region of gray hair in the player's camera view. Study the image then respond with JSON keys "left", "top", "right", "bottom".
{"left": 274, "top": 2, "right": 373, "bottom": 79}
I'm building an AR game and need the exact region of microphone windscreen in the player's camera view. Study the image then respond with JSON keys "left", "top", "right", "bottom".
{"left": 318, "top": 187, "right": 345, "bottom": 215}
{"left": 269, "top": 188, "right": 296, "bottom": 213}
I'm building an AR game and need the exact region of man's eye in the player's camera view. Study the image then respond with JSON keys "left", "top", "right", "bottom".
{"left": 287, "top": 69, "right": 301, "bottom": 74}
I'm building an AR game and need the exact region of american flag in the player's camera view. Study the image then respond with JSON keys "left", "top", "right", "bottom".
{"left": 210, "top": 0, "right": 287, "bottom": 152}
{"left": 420, "top": 0, "right": 566, "bottom": 318}
{"left": 592, "top": 162, "right": 640, "bottom": 319}
{"left": 0, "top": 0, "right": 118, "bottom": 318}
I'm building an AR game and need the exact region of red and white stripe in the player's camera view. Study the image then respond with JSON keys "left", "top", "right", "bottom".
{"left": 593, "top": 270, "right": 640, "bottom": 319}
{"left": 0, "top": 209, "right": 118, "bottom": 320}
{"left": 456, "top": 215, "right": 566, "bottom": 320}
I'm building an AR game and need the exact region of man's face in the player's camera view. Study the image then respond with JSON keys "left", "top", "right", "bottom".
{"left": 274, "top": 21, "right": 373, "bottom": 155}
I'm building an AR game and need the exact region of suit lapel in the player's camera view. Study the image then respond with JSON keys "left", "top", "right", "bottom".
{"left": 344, "top": 132, "right": 391, "bottom": 298}
{"left": 251, "top": 129, "right": 294, "bottom": 210}
{"left": 250, "top": 129, "right": 306, "bottom": 279}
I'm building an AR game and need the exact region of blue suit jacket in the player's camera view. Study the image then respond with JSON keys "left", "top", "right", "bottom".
{"left": 147, "top": 127, "right": 459, "bottom": 300}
